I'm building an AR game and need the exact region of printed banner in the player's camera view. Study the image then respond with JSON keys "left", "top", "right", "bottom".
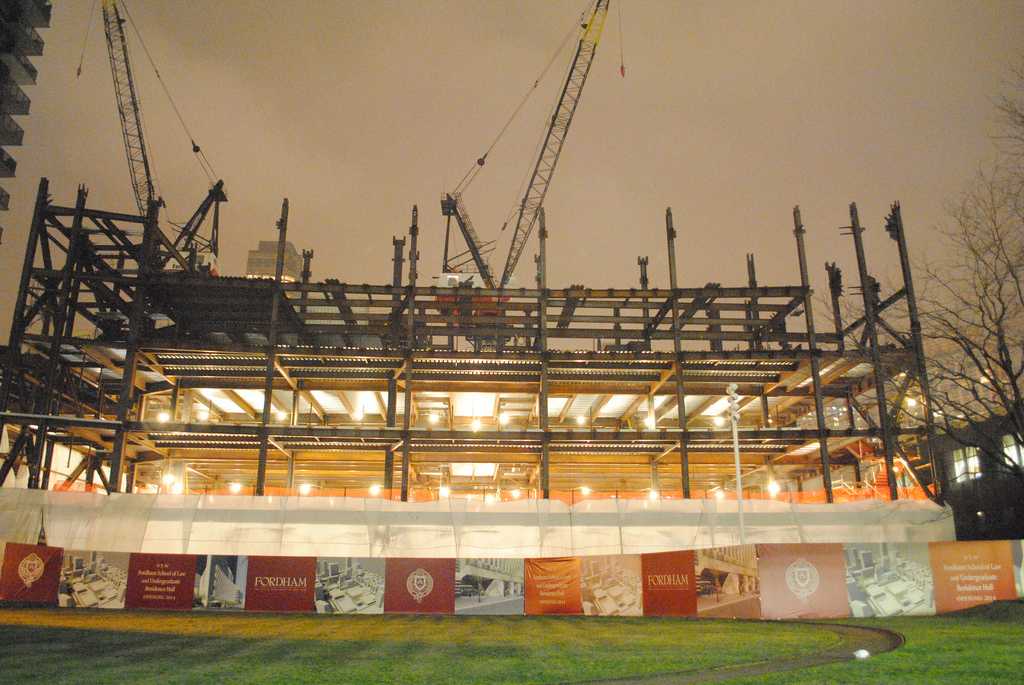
{"left": 843, "top": 543, "right": 934, "bottom": 617}
{"left": 929, "top": 540, "right": 1017, "bottom": 613}
{"left": 125, "top": 553, "right": 198, "bottom": 610}
{"left": 525, "top": 557, "right": 582, "bottom": 615}
{"left": 757, "top": 543, "right": 849, "bottom": 620}
{"left": 315, "top": 558, "right": 385, "bottom": 614}
{"left": 1013, "top": 540, "right": 1023, "bottom": 599}
{"left": 59, "top": 550, "right": 129, "bottom": 609}
{"left": 383, "top": 558, "right": 455, "bottom": 614}
{"left": 245, "top": 556, "right": 315, "bottom": 612}
{"left": 695, "top": 545, "right": 760, "bottom": 619}
{"left": 455, "top": 558, "right": 524, "bottom": 615}
{"left": 0, "top": 542, "right": 62, "bottom": 605}
{"left": 640, "top": 550, "right": 696, "bottom": 616}
{"left": 581, "top": 554, "right": 642, "bottom": 616}
{"left": 195, "top": 555, "right": 248, "bottom": 610}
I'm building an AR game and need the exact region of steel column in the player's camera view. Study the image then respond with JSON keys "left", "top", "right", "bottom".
{"left": 400, "top": 207, "right": 418, "bottom": 502}
{"left": 848, "top": 203, "right": 898, "bottom": 499}
{"left": 385, "top": 376, "right": 397, "bottom": 491}
{"left": 793, "top": 206, "right": 834, "bottom": 503}
{"left": 109, "top": 198, "right": 160, "bottom": 490}
{"left": 256, "top": 199, "right": 289, "bottom": 495}
{"left": 886, "top": 203, "right": 943, "bottom": 501}
{"left": 825, "top": 262, "right": 845, "bottom": 353}
{"left": 537, "top": 208, "right": 551, "bottom": 498}
{"left": 665, "top": 208, "right": 690, "bottom": 498}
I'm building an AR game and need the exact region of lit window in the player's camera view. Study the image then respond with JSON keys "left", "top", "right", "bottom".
{"left": 952, "top": 446, "right": 980, "bottom": 481}
{"left": 1001, "top": 435, "right": 1023, "bottom": 467}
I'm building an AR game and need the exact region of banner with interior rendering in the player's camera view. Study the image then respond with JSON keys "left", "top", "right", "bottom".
{"left": 2, "top": 539, "right": 1021, "bottom": 618}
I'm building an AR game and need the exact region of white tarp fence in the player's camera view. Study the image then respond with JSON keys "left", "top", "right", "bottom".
{"left": 0, "top": 489, "right": 955, "bottom": 558}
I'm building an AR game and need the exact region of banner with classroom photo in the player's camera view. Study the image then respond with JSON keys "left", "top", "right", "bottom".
{"left": 455, "top": 558, "right": 524, "bottom": 615}
{"left": 757, "top": 543, "right": 849, "bottom": 620}
{"left": 315, "top": 558, "right": 385, "bottom": 614}
{"left": 843, "top": 543, "right": 934, "bottom": 617}
{"left": 59, "top": 550, "right": 129, "bottom": 609}
{"left": 580, "top": 554, "right": 642, "bottom": 616}
{"left": 929, "top": 540, "right": 1017, "bottom": 613}
{"left": 695, "top": 546, "right": 760, "bottom": 619}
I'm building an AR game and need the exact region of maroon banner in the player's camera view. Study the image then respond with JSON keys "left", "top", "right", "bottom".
{"left": 757, "top": 543, "right": 850, "bottom": 620}
{"left": 124, "top": 553, "right": 198, "bottom": 610}
{"left": 383, "top": 558, "right": 455, "bottom": 614}
{"left": 245, "top": 555, "right": 315, "bottom": 612}
{"left": 525, "top": 557, "right": 583, "bottom": 615}
{"left": 0, "top": 542, "right": 63, "bottom": 605}
{"left": 641, "top": 550, "right": 696, "bottom": 616}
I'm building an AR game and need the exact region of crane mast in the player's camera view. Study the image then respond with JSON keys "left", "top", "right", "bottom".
{"left": 499, "top": 0, "right": 610, "bottom": 288}
{"left": 101, "top": 0, "right": 157, "bottom": 216}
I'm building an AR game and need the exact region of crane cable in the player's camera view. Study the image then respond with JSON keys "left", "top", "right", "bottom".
{"left": 453, "top": 1, "right": 591, "bottom": 195}
{"left": 75, "top": 0, "right": 98, "bottom": 79}
{"left": 617, "top": 0, "right": 626, "bottom": 77}
{"left": 117, "top": 0, "right": 218, "bottom": 184}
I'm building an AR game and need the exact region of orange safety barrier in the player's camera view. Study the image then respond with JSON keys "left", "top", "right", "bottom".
{"left": 140, "top": 483, "right": 929, "bottom": 503}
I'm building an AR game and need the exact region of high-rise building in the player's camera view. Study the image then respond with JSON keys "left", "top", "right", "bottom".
{"left": 245, "top": 240, "right": 303, "bottom": 282}
{"left": 0, "top": 0, "right": 51, "bottom": 242}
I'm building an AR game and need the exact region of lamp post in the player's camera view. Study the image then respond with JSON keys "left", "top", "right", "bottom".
{"left": 727, "top": 383, "right": 745, "bottom": 545}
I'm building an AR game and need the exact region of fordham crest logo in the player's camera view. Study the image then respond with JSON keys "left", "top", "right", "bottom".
{"left": 17, "top": 553, "right": 45, "bottom": 588}
{"left": 785, "top": 558, "right": 820, "bottom": 600}
{"left": 406, "top": 567, "right": 434, "bottom": 603}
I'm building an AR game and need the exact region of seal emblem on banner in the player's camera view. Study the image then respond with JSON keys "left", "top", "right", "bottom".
{"left": 17, "top": 552, "right": 45, "bottom": 588}
{"left": 406, "top": 568, "right": 434, "bottom": 603}
{"left": 784, "top": 558, "right": 819, "bottom": 600}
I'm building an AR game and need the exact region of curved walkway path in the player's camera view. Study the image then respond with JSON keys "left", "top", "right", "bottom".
{"left": 576, "top": 622, "right": 904, "bottom": 685}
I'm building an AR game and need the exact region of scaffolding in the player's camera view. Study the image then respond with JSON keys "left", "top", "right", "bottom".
{"left": 0, "top": 180, "right": 942, "bottom": 507}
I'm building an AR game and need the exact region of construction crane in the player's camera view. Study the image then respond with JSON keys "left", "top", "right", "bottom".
{"left": 99, "top": 0, "right": 226, "bottom": 273}
{"left": 499, "top": 0, "right": 609, "bottom": 287}
{"left": 441, "top": 0, "right": 610, "bottom": 289}
{"left": 101, "top": 0, "right": 157, "bottom": 217}
{"left": 441, "top": 191, "right": 497, "bottom": 288}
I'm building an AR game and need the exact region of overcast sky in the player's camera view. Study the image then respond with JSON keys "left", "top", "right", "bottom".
{"left": 1, "top": 0, "right": 1022, "bottom": 336}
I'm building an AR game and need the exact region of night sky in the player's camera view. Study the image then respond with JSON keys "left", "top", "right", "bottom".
{"left": 1, "top": 0, "right": 1022, "bottom": 336}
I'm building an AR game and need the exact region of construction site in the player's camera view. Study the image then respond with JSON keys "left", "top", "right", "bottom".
{"left": 0, "top": 0, "right": 942, "bottom": 508}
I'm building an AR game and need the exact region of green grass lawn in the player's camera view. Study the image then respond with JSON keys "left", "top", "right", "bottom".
{"left": 0, "top": 609, "right": 833, "bottom": 685}
{"left": 723, "top": 601, "right": 1024, "bottom": 685}
{"left": 0, "top": 602, "right": 1020, "bottom": 684}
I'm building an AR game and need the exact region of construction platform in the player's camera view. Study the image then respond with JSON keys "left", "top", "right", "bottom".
{"left": 0, "top": 179, "right": 943, "bottom": 506}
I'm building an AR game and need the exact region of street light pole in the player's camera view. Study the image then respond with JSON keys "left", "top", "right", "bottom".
{"left": 727, "top": 383, "right": 745, "bottom": 545}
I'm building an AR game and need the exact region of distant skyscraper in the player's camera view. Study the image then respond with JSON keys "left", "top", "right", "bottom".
{"left": 246, "top": 240, "right": 303, "bottom": 282}
{"left": 0, "top": 0, "right": 51, "bottom": 242}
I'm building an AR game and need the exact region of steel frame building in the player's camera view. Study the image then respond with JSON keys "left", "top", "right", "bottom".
{"left": 0, "top": 179, "right": 943, "bottom": 504}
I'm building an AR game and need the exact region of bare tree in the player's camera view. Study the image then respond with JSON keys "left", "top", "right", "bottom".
{"left": 995, "top": 58, "right": 1024, "bottom": 170}
{"left": 919, "top": 60, "right": 1024, "bottom": 487}
{"left": 920, "top": 163, "right": 1024, "bottom": 485}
